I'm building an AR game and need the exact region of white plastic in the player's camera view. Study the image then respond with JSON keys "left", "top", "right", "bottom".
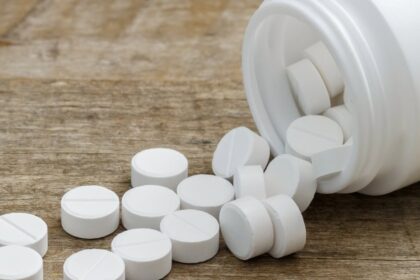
{"left": 160, "top": 209, "right": 219, "bottom": 264}
{"left": 0, "top": 213, "right": 48, "bottom": 257}
{"left": 243, "top": 0, "right": 420, "bottom": 195}
{"left": 63, "top": 249, "right": 125, "bottom": 280}
{"left": 122, "top": 185, "right": 180, "bottom": 230}
{"left": 0, "top": 245, "right": 43, "bottom": 280}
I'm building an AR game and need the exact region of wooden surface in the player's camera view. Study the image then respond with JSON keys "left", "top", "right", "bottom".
{"left": 0, "top": 1, "right": 419, "bottom": 279}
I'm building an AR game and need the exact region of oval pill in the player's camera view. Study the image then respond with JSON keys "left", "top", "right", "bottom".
{"left": 160, "top": 209, "right": 219, "bottom": 264}
{"left": 63, "top": 249, "right": 125, "bottom": 280}
{"left": 131, "top": 148, "right": 188, "bottom": 190}
{"left": 212, "top": 127, "right": 270, "bottom": 180}
{"left": 122, "top": 185, "right": 180, "bottom": 230}
{"left": 177, "top": 174, "right": 234, "bottom": 219}
{"left": 324, "top": 105, "right": 353, "bottom": 141}
{"left": 61, "top": 185, "right": 120, "bottom": 239}
{"left": 111, "top": 229, "right": 172, "bottom": 280}
{"left": 0, "top": 213, "right": 48, "bottom": 257}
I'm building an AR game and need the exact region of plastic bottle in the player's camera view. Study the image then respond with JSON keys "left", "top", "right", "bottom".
{"left": 242, "top": 0, "right": 420, "bottom": 195}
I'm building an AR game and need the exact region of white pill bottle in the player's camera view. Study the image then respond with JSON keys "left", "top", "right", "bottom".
{"left": 242, "top": 0, "right": 420, "bottom": 195}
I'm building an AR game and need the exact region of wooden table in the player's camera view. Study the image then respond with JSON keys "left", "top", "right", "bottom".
{"left": 0, "top": 1, "right": 419, "bottom": 279}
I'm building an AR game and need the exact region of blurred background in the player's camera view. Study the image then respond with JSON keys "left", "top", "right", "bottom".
{"left": 0, "top": 1, "right": 419, "bottom": 279}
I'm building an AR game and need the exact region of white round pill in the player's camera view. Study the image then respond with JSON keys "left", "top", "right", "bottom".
{"left": 233, "top": 165, "right": 266, "bottom": 199}
{"left": 131, "top": 148, "right": 188, "bottom": 190}
{"left": 286, "top": 59, "right": 331, "bottom": 115}
{"left": 286, "top": 115, "right": 344, "bottom": 161}
{"left": 61, "top": 185, "right": 120, "bottom": 239}
{"left": 263, "top": 195, "right": 306, "bottom": 258}
{"left": 122, "top": 185, "right": 180, "bottom": 230}
{"left": 304, "top": 41, "right": 345, "bottom": 98}
{"left": 0, "top": 245, "right": 43, "bottom": 280}
{"left": 160, "top": 209, "right": 219, "bottom": 263}
{"left": 63, "top": 249, "right": 125, "bottom": 280}
{"left": 219, "top": 197, "right": 274, "bottom": 260}
{"left": 177, "top": 174, "right": 234, "bottom": 219}
{"left": 212, "top": 127, "right": 270, "bottom": 180}
{"left": 111, "top": 229, "right": 172, "bottom": 280}
{"left": 264, "top": 154, "right": 317, "bottom": 212}
{"left": 312, "top": 141, "right": 353, "bottom": 194}
{"left": 324, "top": 105, "right": 353, "bottom": 141}
{"left": 0, "top": 213, "right": 48, "bottom": 257}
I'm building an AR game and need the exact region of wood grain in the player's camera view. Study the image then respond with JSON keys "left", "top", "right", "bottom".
{"left": 0, "top": 1, "right": 419, "bottom": 279}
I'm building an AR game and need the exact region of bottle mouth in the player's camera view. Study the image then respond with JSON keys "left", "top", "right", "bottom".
{"left": 242, "top": 0, "right": 385, "bottom": 193}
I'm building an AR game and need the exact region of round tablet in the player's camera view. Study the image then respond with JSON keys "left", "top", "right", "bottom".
{"left": 63, "top": 249, "right": 125, "bottom": 280}
{"left": 122, "top": 185, "right": 180, "bottom": 230}
{"left": 311, "top": 142, "right": 353, "bottom": 192}
{"left": 233, "top": 165, "right": 266, "bottom": 199}
{"left": 286, "top": 58, "right": 331, "bottom": 115}
{"left": 160, "top": 209, "right": 219, "bottom": 263}
{"left": 324, "top": 105, "right": 353, "bottom": 141}
{"left": 219, "top": 197, "right": 274, "bottom": 260}
{"left": 304, "top": 41, "right": 344, "bottom": 98}
{"left": 264, "top": 154, "right": 317, "bottom": 212}
{"left": 131, "top": 148, "right": 188, "bottom": 190}
{"left": 111, "top": 229, "right": 172, "bottom": 280}
{"left": 286, "top": 115, "right": 344, "bottom": 161}
{"left": 0, "top": 213, "right": 48, "bottom": 257}
{"left": 263, "top": 195, "right": 306, "bottom": 258}
{"left": 177, "top": 175, "right": 234, "bottom": 219}
{"left": 212, "top": 127, "right": 270, "bottom": 180}
{"left": 0, "top": 245, "right": 43, "bottom": 280}
{"left": 61, "top": 185, "right": 120, "bottom": 239}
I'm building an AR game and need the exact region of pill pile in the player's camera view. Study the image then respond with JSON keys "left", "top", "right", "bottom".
{"left": 0, "top": 41, "right": 353, "bottom": 279}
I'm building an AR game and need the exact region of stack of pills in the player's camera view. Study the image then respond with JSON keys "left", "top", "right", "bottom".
{"left": 1, "top": 41, "right": 356, "bottom": 279}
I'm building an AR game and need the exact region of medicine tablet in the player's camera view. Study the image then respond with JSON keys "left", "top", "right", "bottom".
{"left": 177, "top": 174, "right": 234, "bottom": 219}
{"left": 160, "top": 209, "right": 219, "bottom": 263}
{"left": 233, "top": 165, "right": 266, "bottom": 199}
{"left": 219, "top": 197, "right": 274, "bottom": 260}
{"left": 324, "top": 105, "right": 353, "bottom": 141}
{"left": 0, "top": 213, "right": 48, "bottom": 257}
{"left": 63, "top": 249, "right": 125, "bottom": 280}
{"left": 61, "top": 185, "right": 120, "bottom": 239}
{"left": 263, "top": 195, "right": 306, "bottom": 258}
{"left": 122, "top": 185, "right": 180, "bottom": 230}
{"left": 111, "top": 228, "right": 172, "bottom": 280}
{"left": 286, "top": 59, "right": 331, "bottom": 115}
{"left": 286, "top": 115, "right": 344, "bottom": 161}
{"left": 212, "top": 127, "right": 270, "bottom": 180}
{"left": 311, "top": 141, "right": 353, "bottom": 189}
{"left": 0, "top": 245, "right": 43, "bottom": 280}
{"left": 264, "top": 154, "right": 316, "bottom": 212}
{"left": 304, "top": 41, "right": 345, "bottom": 97}
{"left": 131, "top": 148, "right": 188, "bottom": 190}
